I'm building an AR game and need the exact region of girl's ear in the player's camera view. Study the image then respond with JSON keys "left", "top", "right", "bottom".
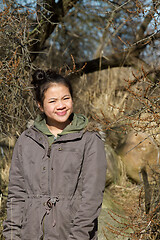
{"left": 38, "top": 102, "right": 43, "bottom": 112}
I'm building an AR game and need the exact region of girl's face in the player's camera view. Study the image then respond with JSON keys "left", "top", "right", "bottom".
{"left": 39, "top": 83, "right": 73, "bottom": 128}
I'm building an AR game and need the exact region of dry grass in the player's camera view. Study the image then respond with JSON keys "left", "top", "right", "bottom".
{"left": 106, "top": 171, "right": 160, "bottom": 240}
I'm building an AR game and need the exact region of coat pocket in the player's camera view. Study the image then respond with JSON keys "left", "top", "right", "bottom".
{"left": 21, "top": 199, "right": 41, "bottom": 239}
{"left": 57, "top": 147, "right": 83, "bottom": 174}
{"left": 57, "top": 202, "right": 73, "bottom": 239}
{"left": 70, "top": 195, "right": 82, "bottom": 217}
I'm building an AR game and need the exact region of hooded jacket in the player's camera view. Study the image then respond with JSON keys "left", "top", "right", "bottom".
{"left": 3, "top": 113, "right": 107, "bottom": 240}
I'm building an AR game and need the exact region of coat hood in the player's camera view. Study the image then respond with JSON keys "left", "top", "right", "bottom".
{"left": 34, "top": 113, "right": 88, "bottom": 133}
{"left": 33, "top": 113, "right": 88, "bottom": 145}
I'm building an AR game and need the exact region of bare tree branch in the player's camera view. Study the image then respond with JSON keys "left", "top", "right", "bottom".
{"left": 135, "top": 1, "right": 160, "bottom": 42}
{"left": 74, "top": 28, "right": 160, "bottom": 75}
{"left": 130, "top": 30, "right": 160, "bottom": 56}
{"left": 29, "top": 0, "right": 79, "bottom": 61}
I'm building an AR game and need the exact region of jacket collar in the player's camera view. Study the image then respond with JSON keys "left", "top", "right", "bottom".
{"left": 25, "top": 127, "right": 85, "bottom": 147}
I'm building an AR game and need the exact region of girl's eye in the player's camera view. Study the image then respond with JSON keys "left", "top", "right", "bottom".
{"left": 64, "top": 97, "right": 70, "bottom": 100}
{"left": 49, "top": 100, "right": 56, "bottom": 103}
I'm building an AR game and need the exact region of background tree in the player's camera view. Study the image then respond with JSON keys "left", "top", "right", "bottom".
{"left": 0, "top": 1, "right": 160, "bottom": 239}
{"left": 0, "top": 0, "right": 159, "bottom": 136}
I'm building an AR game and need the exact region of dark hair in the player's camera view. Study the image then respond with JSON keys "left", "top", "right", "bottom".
{"left": 31, "top": 69, "right": 73, "bottom": 106}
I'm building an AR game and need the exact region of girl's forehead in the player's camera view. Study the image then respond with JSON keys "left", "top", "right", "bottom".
{"left": 48, "top": 82, "right": 69, "bottom": 89}
{"left": 44, "top": 83, "right": 71, "bottom": 96}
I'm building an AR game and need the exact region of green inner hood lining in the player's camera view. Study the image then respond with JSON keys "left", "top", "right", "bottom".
{"left": 34, "top": 113, "right": 88, "bottom": 145}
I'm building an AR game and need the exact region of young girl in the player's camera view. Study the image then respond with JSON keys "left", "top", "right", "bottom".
{"left": 3, "top": 69, "right": 107, "bottom": 240}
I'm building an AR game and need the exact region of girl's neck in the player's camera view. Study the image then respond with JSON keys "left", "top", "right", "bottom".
{"left": 46, "top": 119, "right": 70, "bottom": 137}
{"left": 47, "top": 125, "right": 62, "bottom": 136}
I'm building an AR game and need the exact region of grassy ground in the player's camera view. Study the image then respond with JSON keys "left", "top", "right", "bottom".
{"left": 0, "top": 197, "right": 7, "bottom": 239}
{"left": 0, "top": 179, "right": 159, "bottom": 239}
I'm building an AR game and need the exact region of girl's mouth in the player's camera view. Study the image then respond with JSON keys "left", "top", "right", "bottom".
{"left": 56, "top": 111, "right": 67, "bottom": 116}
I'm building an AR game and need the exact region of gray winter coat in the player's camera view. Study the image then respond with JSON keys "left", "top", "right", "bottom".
{"left": 3, "top": 127, "right": 107, "bottom": 240}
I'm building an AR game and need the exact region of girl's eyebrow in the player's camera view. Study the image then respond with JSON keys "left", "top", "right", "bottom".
{"left": 48, "top": 97, "right": 57, "bottom": 101}
{"left": 48, "top": 95, "right": 70, "bottom": 101}
{"left": 63, "top": 94, "right": 70, "bottom": 97}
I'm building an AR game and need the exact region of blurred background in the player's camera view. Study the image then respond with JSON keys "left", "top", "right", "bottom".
{"left": 0, "top": 0, "right": 160, "bottom": 239}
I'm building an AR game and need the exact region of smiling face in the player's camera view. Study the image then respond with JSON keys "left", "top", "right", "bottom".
{"left": 39, "top": 83, "right": 73, "bottom": 130}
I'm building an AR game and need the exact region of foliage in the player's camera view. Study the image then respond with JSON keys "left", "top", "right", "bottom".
{"left": 104, "top": 170, "right": 160, "bottom": 240}
{"left": 0, "top": 1, "right": 38, "bottom": 137}
{"left": 0, "top": 0, "right": 160, "bottom": 239}
{"left": 0, "top": 0, "right": 160, "bottom": 137}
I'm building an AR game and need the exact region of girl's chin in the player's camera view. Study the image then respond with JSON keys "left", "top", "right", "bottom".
{"left": 54, "top": 116, "right": 70, "bottom": 123}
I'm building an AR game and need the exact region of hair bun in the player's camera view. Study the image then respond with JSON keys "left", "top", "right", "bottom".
{"left": 31, "top": 69, "right": 46, "bottom": 86}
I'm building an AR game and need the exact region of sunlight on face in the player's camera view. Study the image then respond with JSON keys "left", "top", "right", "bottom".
{"left": 39, "top": 83, "right": 73, "bottom": 129}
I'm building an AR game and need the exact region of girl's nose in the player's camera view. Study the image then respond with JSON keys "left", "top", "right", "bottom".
{"left": 57, "top": 100, "right": 65, "bottom": 109}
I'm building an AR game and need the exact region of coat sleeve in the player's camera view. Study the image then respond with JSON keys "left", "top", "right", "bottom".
{"left": 67, "top": 132, "right": 107, "bottom": 240}
{"left": 3, "top": 138, "right": 26, "bottom": 240}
